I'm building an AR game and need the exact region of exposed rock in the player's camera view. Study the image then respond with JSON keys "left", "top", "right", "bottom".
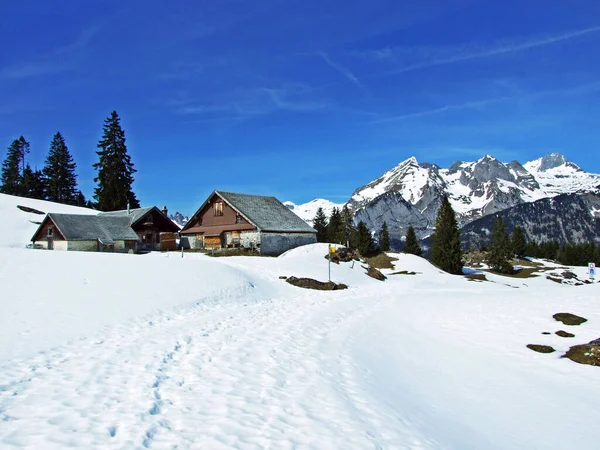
{"left": 556, "top": 330, "right": 575, "bottom": 338}
{"left": 553, "top": 313, "right": 587, "bottom": 326}
{"left": 527, "top": 344, "right": 556, "bottom": 354}
{"left": 541, "top": 332, "right": 551, "bottom": 335}
{"left": 279, "top": 276, "right": 288, "bottom": 280}
{"left": 367, "top": 266, "right": 386, "bottom": 281}
{"left": 285, "top": 276, "right": 348, "bottom": 291}
{"left": 563, "top": 339, "right": 600, "bottom": 367}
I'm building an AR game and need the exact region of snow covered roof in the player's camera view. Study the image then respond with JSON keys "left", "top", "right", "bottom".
{"left": 33, "top": 213, "right": 140, "bottom": 243}
{"left": 217, "top": 191, "right": 317, "bottom": 233}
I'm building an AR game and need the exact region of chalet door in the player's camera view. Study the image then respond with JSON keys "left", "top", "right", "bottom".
{"left": 48, "top": 237, "right": 54, "bottom": 250}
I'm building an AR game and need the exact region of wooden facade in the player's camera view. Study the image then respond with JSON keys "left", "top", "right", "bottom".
{"left": 31, "top": 217, "right": 66, "bottom": 250}
{"left": 131, "top": 209, "right": 180, "bottom": 251}
{"left": 183, "top": 193, "right": 257, "bottom": 249}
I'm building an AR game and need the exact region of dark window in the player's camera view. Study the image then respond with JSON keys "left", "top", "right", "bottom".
{"left": 214, "top": 201, "right": 224, "bottom": 216}
{"left": 48, "top": 226, "right": 54, "bottom": 237}
{"left": 236, "top": 214, "right": 242, "bottom": 224}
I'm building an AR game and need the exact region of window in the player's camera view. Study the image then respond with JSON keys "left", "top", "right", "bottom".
{"left": 214, "top": 201, "right": 224, "bottom": 216}
{"left": 48, "top": 226, "right": 54, "bottom": 238}
{"left": 236, "top": 214, "right": 242, "bottom": 224}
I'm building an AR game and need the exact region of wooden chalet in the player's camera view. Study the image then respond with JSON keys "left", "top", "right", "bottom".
{"left": 31, "top": 206, "right": 180, "bottom": 253}
{"left": 180, "top": 191, "right": 317, "bottom": 256}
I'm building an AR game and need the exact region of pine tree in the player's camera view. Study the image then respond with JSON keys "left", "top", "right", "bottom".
{"left": 487, "top": 216, "right": 514, "bottom": 274}
{"left": 403, "top": 225, "right": 422, "bottom": 256}
{"left": 511, "top": 226, "right": 526, "bottom": 258}
{"left": 379, "top": 221, "right": 390, "bottom": 252}
{"left": 354, "top": 220, "right": 375, "bottom": 255}
{"left": 20, "top": 164, "right": 34, "bottom": 197}
{"left": 93, "top": 111, "right": 140, "bottom": 211}
{"left": 327, "top": 207, "right": 343, "bottom": 244}
{"left": 1, "top": 137, "right": 29, "bottom": 195}
{"left": 313, "top": 207, "right": 328, "bottom": 243}
{"left": 431, "top": 194, "right": 463, "bottom": 274}
{"left": 30, "top": 168, "right": 46, "bottom": 200}
{"left": 43, "top": 132, "right": 79, "bottom": 204}
{"left": 340, "top": 205, "right": 355, "bottom": 247}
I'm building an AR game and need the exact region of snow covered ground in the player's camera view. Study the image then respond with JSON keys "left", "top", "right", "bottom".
{"left": 1, "top": 196, "right": 599, "bottom": 449}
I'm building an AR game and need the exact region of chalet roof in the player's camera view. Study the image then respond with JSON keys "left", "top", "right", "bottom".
{"left": 40, "top": 213, "right": 140, "bottom": 243}
{"left": 99, "top": 207, "right": 155, "bottom": 225}
{"left": 217, "top": 191, "right": 316, "bottom": 233}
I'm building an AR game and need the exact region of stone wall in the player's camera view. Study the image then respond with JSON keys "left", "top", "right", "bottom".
{"left": 260, "top": 232, "right": 316, "bottom": 256}
{"left": 240, "top": 231, "right": 261, "bottom": 249}
{"left": 67, "top": 240, "right": 97, "bottom": 252}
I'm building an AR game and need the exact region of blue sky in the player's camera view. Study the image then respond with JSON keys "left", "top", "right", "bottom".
{"left": 1, "top": 0, "right": 599, "bottom": 215}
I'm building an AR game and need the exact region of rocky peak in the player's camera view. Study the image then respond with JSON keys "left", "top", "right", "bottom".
{"left": 539, "top": 153, "right": 567, "bottom": 171}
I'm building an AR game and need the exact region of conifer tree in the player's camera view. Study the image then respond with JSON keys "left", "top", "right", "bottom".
{"left": 487, "top": 216, "right": 514, "bottom": 274}
{"left": 20, "top": 164, "right": 45, "bottom": 199}
{"left": 379, "top": 221, "right": 391, "bottom": 252}
{"left": 511, "top": 226, "right": 526, "bottom": 258}
{"left": 93, "top": 111, "right": 140, "bottom": 211}
{"left": 340, "top": 205, "right": 355, "bottom": 247}
{"left": 43, "top": 132, "right": 79, "bottom": 204}
{"left": 313, "top": 207, "right": 329, "bottom": 243}
{"left": 403, "top": 225, "right": 422, "bottom": 256}
{"left": 327, "top": 207, "right": 343, "bottom": 244}
{"left": 354, "top": 220, "right": 375, "bottom": 255}
{"left": 1, "top": 137, "right": 29, "bottom": 195}
{"left": 431, "top": 194, "right": 463, "bottom": 274}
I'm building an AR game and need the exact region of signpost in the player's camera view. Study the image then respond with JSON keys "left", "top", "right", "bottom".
{"left": 589, "top": 262, "right": 596, "bottom": 281}
{"left": 329, "top": 245, "right": 335, "bottom": 281}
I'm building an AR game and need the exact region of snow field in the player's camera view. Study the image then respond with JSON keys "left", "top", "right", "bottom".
{"left": 1, "top": 243, "right": 599, "bottom": 449}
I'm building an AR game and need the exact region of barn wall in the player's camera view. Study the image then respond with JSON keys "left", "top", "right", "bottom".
{"left": 33, "top": 219, "right": 66, "bottom": 242}
{"left": 67, "top": 241, "right": 98, "bottom": 252}
{"left": 179, "top": 234, "right": 198, "bottom": 249}
{"left": 240, "top": 231, "right": 261, "bottom": 249}
{"left": 260, "top": 232, "right": 316, "bottom": 256}
{"left": 34, "top": 240, "right": 68, "bottom": 251}
{"left": 191, "top": 195, "right": 251, "bottom": 228}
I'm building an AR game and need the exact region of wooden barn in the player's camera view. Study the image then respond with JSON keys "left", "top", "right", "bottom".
{"left": 31, "top": 206, "right": 180, "bottom": 253}
{"left": 180, "top": 191, "right": 317, "bottom": 256}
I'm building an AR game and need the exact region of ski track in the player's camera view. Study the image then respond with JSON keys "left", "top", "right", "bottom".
{"left": 0, "top": 279, "right": 432, "bottom": 449}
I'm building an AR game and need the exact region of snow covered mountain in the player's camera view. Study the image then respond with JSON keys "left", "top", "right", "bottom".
{"left": 284, "top": 199, "right": 345, "bottom": 225}
{"left": 169, "top": 211, "right": 189, "bottom": 228}
{"left": 350, "top": 152, "right": 600, "bottom": 241}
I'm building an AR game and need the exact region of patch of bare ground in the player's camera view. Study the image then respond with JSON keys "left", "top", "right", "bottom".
{"left": 553, "top": 313, "right": 587, "bottom": 326}
{"left": 563, "top": 339, "right": 600, "bottom": 367}
{"left": 391, "top": 270, "right": 419, "bottom": 276}
{"left": 464, "top": 273, "right": 487, "bottom": 282}
{"left": 285, "top": 276, "right": 348, "bottom": 291}
{"left": 364, "top": 253, "right": 398, "bottom": 270}
{"left": 527, "top": 344, "right": 556, "bottom": 354}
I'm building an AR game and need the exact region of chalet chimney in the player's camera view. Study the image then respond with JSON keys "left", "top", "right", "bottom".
{"left": 127, "top": 202, "right": 130, "bottom": 215}
{"left": 162, "top": 205, "right": 168, "bottom": 217}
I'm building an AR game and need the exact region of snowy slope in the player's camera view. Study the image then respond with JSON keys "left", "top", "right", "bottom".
{"left": 1, "top": 194, "right": 600, "bottom": 449}
{"left": 0, "top": 193, "right": 97, "bottom": 248}
{"left": 284, "top": 198, "right": 345, "bottom": 224}
{"left": 1, "top": 244, "right": 599, "bottom": 449}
